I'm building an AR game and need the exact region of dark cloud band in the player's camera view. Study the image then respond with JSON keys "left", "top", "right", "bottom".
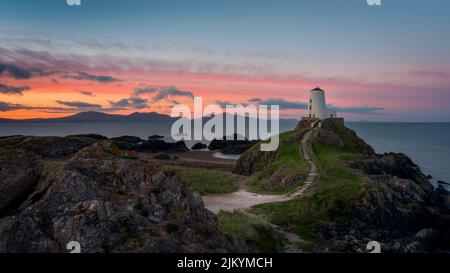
{"left": 0, "top": 84, "right": 31, "bottom": 95}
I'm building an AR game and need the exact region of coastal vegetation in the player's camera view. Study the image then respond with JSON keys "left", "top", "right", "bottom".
{"left": 164, "top": 165, "right": 241, "bottom": 195}
{"left": 237, "top": 130, "right": 309, "bottom": 195}
{"left": 217, "top": 211, "right": 283, "bottom": 253}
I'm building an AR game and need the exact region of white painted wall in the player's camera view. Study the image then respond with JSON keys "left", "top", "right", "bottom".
{"left": 307, "top": 88, "right": 337, "bottom": 119}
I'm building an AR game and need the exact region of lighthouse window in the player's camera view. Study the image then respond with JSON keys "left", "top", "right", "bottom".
{"left": 309, "top": 99, "right": 312, "bottom": 103}
{"left": 309, "top": 105, "right": 312, "bottom": 110}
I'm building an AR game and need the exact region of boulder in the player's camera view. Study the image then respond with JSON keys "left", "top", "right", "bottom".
{"left": 139, "top": 140, "right": 189, "bottom": 153}
{"left": 110, "top": 136, "right": 144, "bottom": 151}
{"left": 208, "top": 134, "right": 257, "bottom": 154}
{"left": 191, "top": 143, "right": 207, "bottom": 150}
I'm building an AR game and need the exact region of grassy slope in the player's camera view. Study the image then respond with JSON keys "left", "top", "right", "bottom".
{"left": 251, "top": 130, "right": 369, "bottom": 248}
{"left": 217, "top": 211, "right": 284, "bottom": 252}
{"left": 164, "top": 165, "right": 241, "bottom": 195}
{"left": 245, "top": 130, "right": 309, "bottom": 194}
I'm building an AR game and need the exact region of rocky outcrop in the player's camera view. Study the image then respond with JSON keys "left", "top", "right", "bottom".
{"left": 0, "top": 142, "right": 247, "bottom": 253}
{"left": 234, "top": 144, "right": 276, "bottom": 176}
{"left": 320, "top": 118, "right": 375, "bottom": 155}
{"left": 148, "top": 135, "right": 164, "bottom": 140}
{"left": 309, "top": 129, "right": 344, "bottom": 149}
{"left": 319, "top": 172, "right": 450, "bottom": 252}
{"left": 351, "top": 153, "right": 434, "bottom": 193}
{"left": 0, "top": 136, "right": 101, "bottom": 158}
{"left": 111, "top": 136, "right": 143, "bottom": 143}
{"left": 66, "top": 134, "right": 108, "bottom": 140}
{"left": 0, "top": 149, "right": 42, "bottom": 216}
{"left": 110, "top": 136, "right": 143, "bottom": 151}
{"left": 208, "top": 134, "right": 258, "bottom": 154}
{"left": 191, "top": 143, "right": 207, "bottom": 150}
{"left": 139, "top": 140, "right": 189, "bottom": 153}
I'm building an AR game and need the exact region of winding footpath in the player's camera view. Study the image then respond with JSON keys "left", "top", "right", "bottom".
{"left": 203, "top": 126, "right": 319, "bottom": 252}
{"left": 203, "top": 127, "right": 318, "bottom": 213}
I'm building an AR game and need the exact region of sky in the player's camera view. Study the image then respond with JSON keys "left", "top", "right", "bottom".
{"left": 0, "top": 0, "right": 450, "bottom": 121}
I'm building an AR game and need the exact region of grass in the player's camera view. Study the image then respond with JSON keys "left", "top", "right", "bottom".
{"left": 42, "top": 161, "right": 64, "bottom": 179}
{"left": 165, "top": 223, "right": 179, "bottom": 233}
{"left": 164, "top": 165, "right": 240, "bottom": 195}
{"left": 244, "top": 176, "right": 295, "bottom": 195}
{"left": 251, "top": 140, "right": 368, "bottom": 245}
{"left": 217, "top": 211, "right": 284, "bottom": 252}
{"left": 0, "top": 135, "right": 31, "bottom": 150}
{"left": 244, "top": 130, "right": 309, "bottom": 195}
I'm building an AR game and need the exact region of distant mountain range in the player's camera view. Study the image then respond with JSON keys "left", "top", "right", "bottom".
{"left": 0, "top": 111, "right": 300, "bottom": 124}
{"left": 0, "top": 111, "right": 177, "bottom": 123}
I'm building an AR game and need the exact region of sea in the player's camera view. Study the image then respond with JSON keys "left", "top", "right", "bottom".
{"left": 1, "top": 121, "right": 449, "bottom": 187}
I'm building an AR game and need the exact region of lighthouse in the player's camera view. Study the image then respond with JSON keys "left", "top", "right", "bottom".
{"left": 307, "top": 87, "right": 337, "bottom": 119}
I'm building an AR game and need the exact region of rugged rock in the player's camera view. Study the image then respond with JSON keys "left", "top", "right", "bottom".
{"left": 66, "top": 134, "right": 108, "bottom": 140}
{"left": 191, "top": 143, "right": 207, "bottom": 150}
{"left": 234, "top": 145, "right": 276, "bottom": 176}
{"left": 309, "top": 129, "right": 344, "bottom": 149}
{"left": 139, "top": 140, "right": 189, "bottom": 153}
{"left": 0, "top": 142, "right": 247, "bottom": 253}
{"left": 111, "top": 136, "right": 143, "bottom": 143}
{"left": 320, "top": 118, "right": 375, "bottom": 155}
{"left": 351, "top": 153, "right": 434, "bottom": 193}
{"left": 109, "top": 136, "right": 144, "bottom": 151}
{"left": 0, "top": 136, "right": 102, "bottom": 158}
{"left": 0, "top": 149, "right": 43, "bottom": 215}
{"left": 149, "top": 135, "right": 164, "bottom": 140}
{"left": 208, "top": 134, "right": 258, "bottom": 154}
{"left": 332, "top": 173, "right": 450, "bottom": 253}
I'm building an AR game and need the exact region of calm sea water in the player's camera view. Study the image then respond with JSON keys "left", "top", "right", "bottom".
{"left": 1, "top": 121, "right": 449, "bottom": 185}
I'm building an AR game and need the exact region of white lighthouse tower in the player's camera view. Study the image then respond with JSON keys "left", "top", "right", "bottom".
{"left": 308, "top": 87, "right": 337, "bottom": 119}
